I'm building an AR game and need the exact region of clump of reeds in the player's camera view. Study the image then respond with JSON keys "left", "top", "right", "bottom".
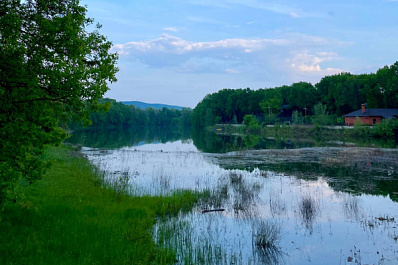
{"left": 343, "top": 195, "right": 360, "bottom": 220}
{"left": 252, "top": 220, "right": 283, "bottom": 264}
{"left": 229, "top": 171, "right": 243, "bottom": 185}
{"left": 199, "top": 185, "right": 229, "bottom": 210}
{"left": 299, "top": 193, "right": 319, "bottom": 230}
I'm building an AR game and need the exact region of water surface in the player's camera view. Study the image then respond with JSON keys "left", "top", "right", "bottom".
{"left": 67, "top": 127, "right": 398, "bottom": 264}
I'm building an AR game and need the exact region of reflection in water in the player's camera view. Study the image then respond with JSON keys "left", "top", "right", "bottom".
{"left": 66, "top": 126, "right": 191, "bottom": 148}
{"left": 192, "top": 128, "right": 397, "bottom": 154}
{"left": 69, "top": 127, "right": 398, "bottom": 265}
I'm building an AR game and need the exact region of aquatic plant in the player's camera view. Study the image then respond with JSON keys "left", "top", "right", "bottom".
{"left": 252, "top": 220, "right": 283, "bottom": 264}
{"left": 299, "top": 193, "right": 319, "bottom": 231}
{"left": 342, "top": 195, "right": 360, "bottom": 220}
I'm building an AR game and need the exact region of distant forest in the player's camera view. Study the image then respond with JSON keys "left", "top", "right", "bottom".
{"left": 75, "top": 61, "right": 398, "bottom": 129}
{"left": 70, "top": 98, "right": 192, "bottom": 128}
{"left": 192, "top": 61, "right": 398, "bottom": 127}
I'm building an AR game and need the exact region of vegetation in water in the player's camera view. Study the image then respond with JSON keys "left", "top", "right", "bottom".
{"left": 252, "top": 220, "right": 283, "bottom": 265}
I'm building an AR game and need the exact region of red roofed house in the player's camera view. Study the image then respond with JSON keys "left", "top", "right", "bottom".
{"left": 343, "top": 104, "right": 398, "bottom": 126}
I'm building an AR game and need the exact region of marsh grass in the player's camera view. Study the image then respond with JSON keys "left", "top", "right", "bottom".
{"left": 154, "top": 215, "right": 227, "bottom": 264}
{"left": 0, "top": 145, "right": 198, "bottom": 265}
{"left": 299, "top": 193, "right": 320, "bottom": 231}
{"left": 252, "top": 220, "right": 283, "bottom": 264}
{"left": 342, "top": 195, "right": 360, "bottom": 220}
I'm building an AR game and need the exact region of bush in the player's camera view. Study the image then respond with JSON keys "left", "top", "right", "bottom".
{"left": 351, "top": 118, "right": 370, "bottom": 137}
{"left": 371, "top": 119, "right": 398, "bottom": 138}
{"left": 243, "top": 115, "right": 259, "bottom": 131}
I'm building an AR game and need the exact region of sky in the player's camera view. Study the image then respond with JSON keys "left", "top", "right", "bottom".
{"left": 81, "top": 0, "right": 398, "bottom": 108}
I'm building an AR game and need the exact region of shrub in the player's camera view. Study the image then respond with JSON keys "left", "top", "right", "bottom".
{"left": 371, "top": 119, "right": 398, "bottom": 138}
{"left": 243, "top": 115, "right": 259, "bottom": 131}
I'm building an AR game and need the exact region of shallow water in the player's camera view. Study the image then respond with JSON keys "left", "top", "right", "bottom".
{"left": 68, "top": 128, "right": 398, "bottom": 264}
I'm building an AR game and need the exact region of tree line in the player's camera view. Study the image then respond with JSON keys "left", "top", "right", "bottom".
{"left": 192, "top": 62, "right": 398, "bottom": 127}
{"left": 70, "top": 98, "right": 193, "bottom": 128}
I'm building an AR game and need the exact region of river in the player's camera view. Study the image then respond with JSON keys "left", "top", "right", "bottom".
{"left": 66, "top": 127, "right": 398, "bottom": 265}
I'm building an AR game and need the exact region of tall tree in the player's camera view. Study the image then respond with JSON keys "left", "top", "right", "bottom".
{"left": 0, "top": 0, "right": 118, "bottom": 206}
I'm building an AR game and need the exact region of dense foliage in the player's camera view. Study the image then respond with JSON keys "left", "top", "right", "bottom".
{"left": 70, "top": 98, "right": 192, "bottom": 128}
{"left": 193, "top": 62, "right": 398, "bottom": 126}
{"left": 0, "top": 0, "right": 118, "bottom": 206}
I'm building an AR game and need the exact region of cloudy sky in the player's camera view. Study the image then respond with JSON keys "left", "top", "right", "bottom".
{"left": 81, "top": 0, "right": 398, "bottom": 108}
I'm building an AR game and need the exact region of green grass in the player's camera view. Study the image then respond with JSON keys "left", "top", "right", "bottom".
{"left": 0, "top": 146, "right": 199, "bottom": 265}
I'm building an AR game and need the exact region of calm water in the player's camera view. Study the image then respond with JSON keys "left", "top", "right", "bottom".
{"left": 67, "top": 127, "right": 398, "bottom": 264}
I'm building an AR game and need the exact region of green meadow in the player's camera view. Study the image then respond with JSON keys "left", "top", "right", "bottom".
{"left": 0, "top": 146, "right": 198, "bottom": 265}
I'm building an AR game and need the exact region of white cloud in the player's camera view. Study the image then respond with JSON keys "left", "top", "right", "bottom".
{"left": 163, "top": 27, "right": 178, "bottom": 32}
{"left": 289, "top": 12, "right": 301, "bottom": 18}
{"left": 186, "top": 0, "right": 317, "bottom": 18}
{"left": 288, "top": 51, "right": 343, "bottom": 77}
{"left": 112, "top": 34, "right": 350, "bottom": 87}
{"left": 112, "top": 34, "right": 299, "bottom": 57}
{"left": 225, "top": 69, "right": 240, "bottom": 74}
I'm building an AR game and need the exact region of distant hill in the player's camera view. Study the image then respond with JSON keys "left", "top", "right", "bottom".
{"left": 121, "top": 101, "right": 184, "bottom": 110}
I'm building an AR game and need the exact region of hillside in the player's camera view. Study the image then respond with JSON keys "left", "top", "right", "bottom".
{"left": 121, "top": 101, "right": 184, "bottom": 110}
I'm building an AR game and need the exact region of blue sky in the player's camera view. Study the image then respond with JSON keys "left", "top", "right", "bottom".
{"left": 81, "top": 0, "right": 398, "bottom": 108}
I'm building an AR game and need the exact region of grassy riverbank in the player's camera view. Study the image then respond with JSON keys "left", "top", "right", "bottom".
{"left": 0, "top": 146, "right": 198, "bottom": 265}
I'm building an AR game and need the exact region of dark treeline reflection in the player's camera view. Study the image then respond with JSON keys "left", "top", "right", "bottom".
{"left": 66, "top": 126, "right": 191, "bottom": 149}
{"left": 191, "top": 130, "right": 320, "bottom": 153}
{"left": 192, "top": 130, "right": 397, "bottom": 153}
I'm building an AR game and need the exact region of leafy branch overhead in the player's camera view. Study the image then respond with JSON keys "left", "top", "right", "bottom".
{"left": 0, "top": 0, "right": 118, "bottom": 206}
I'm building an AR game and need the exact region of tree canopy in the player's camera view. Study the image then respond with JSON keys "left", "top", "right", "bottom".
{"left": 193, "top": 62, "right": 398, "bottom": 127}
{"left": 0, "top": 0, "right": 118, "bottom": 206}
{"left": 81, "top": 98, "right": 192, "bottom": 128}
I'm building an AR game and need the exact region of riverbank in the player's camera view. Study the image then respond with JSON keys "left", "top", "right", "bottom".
{"left": 0, "top": 145, "right": 198, "bottom": 264}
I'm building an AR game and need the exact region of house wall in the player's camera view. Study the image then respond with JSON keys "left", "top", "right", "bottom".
{"left": 345, "top": 116, "right": 383, "bottom": 126}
